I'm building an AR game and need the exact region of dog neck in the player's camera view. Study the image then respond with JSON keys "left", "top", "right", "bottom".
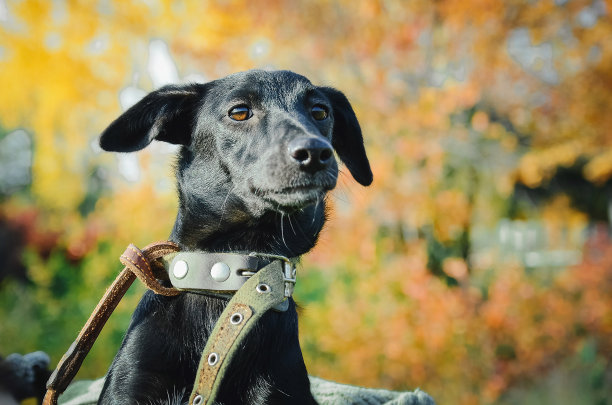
{"left": 170, "top": 202, "right": 327, "bottom": 258}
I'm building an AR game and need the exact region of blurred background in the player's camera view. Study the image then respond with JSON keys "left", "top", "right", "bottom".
{"left": 1, "top": 0, "right": 611, "bottom": 404}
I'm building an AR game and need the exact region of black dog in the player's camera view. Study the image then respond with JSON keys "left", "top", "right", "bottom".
{"left": 98, "top": 70, "right": 372, "bottom": 404}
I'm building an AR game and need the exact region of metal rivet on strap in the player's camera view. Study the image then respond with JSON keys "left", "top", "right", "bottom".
{"left": 210, "top": 262, "right": 231, "bottom": 282}
{"left": 173, "top": 260, "right": 189, "bottom": 279}
{"left": 193, "top": 395, "right": 203, "bottom": 405}
{"left": 256, "top": 283, "right": 271, "bottom": 294}
{"left": 230, "top": 312, "right": 244, "bottom": 325}
{"left": 207, "top": 352, "right": 219, "bottom": 366}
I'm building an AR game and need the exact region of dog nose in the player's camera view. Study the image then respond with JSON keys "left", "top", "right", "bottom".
{"left": 288, "top": 137, "right": 333, "bottom": 173}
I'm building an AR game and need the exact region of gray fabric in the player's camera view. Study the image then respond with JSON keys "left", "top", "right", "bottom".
{"left": 58, "top": 379, "right": 103, "bottom": 405}
{"left": 309, "top": 376, "right": 435, "bottom": 405}
{"left": 58, "top": 377, "right": 435, "bottom": 405}
{"left": 4, "top": 351, "right": 50, "bottom": 388}
{"left": 3, "top": 351, "right": 50, "bottom": 401}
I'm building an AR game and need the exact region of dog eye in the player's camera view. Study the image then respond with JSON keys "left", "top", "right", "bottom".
{"left": 311, "top": 105, "right": 328, "bottom": 121}
{"left": 228, "top": 105, "right": 252, "bottom": 121}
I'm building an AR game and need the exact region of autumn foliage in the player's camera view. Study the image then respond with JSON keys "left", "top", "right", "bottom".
{"left": 1, "top": 1, "right": 612, "bottom": 404}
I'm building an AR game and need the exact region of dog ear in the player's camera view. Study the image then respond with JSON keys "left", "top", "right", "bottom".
{"left": 99, "top": 83, "right": 205, "bottom": 152}
{"left": 320, "top": 87, "right": 373, "bottom": 186}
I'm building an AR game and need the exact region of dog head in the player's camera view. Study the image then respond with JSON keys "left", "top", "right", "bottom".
{"left": 99, "top": 70, "right": 372, "bottom": 250}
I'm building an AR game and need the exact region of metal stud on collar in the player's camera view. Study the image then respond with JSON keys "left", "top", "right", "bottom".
{"left": 172, "top": 260, "right": 189, "bottom": 279}
{"left": 192, "top": 394, "right": 203, "bottom": 405}
{"left": 210, "top": 262, "right": 230, "bottom": 282}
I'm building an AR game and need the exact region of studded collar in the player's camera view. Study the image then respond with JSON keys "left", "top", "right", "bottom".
{"left": 161, "top": 251, "right": 298, "bottom": 309}
{"left": 43, "top": 242, "right": 299, "bottom": 405}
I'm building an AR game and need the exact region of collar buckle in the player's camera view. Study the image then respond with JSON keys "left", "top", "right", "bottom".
{"left": 249, "top": 253, "right": 297, "bottom": 298}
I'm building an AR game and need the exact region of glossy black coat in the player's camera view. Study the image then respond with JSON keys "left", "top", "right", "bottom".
{"left": 97, "top": 70, "right": 371, "bottom": 405}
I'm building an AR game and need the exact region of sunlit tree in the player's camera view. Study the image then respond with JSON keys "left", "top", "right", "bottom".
{"left": 1, "top": 1, "right": 612, "bottom": 403}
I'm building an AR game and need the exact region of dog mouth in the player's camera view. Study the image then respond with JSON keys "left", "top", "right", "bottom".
{"left": 250, "top": 183, "right": 333, "bottom": 210}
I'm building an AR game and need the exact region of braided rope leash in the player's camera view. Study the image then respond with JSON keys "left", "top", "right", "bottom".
{"left": 43, "top": 241, "right": 181, "bottom": 405}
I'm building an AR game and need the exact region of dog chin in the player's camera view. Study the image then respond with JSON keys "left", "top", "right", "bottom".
{"left": 262, "top": 187, "right": 327, "bottom": 213}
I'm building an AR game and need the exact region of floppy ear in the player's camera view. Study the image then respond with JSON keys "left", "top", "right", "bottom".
{"left": 320, "top": 87, "right": 373, "bottom": 186}
{"left": 99, "top": 83, "right": 205, "bottom": 152}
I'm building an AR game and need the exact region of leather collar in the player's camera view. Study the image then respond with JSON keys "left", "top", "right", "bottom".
{"left": 42, "top": 242, "right": 300, "bottom": 405}
{"left": 161, "top": 251, "right": 298, "bottom": 311}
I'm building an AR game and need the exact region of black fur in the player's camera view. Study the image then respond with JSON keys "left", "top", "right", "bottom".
{"left": 98, "top": 70, "right": 372, "bottom": 405}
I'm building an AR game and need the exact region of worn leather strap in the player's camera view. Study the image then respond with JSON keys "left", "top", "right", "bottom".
{"left": 167, "top": 251, "right": 260, "bottom": 292}
{"left": 121, "top": 243, "right": 181, "bottom": 296}
{"left": 189, "top": 260, "right": 289, "bottom": 405}
{"left": 44, "top": 243, "right": 295, "bottom": 405}
{"left": 43, "top": 241, "right": 180, "bottom": 405}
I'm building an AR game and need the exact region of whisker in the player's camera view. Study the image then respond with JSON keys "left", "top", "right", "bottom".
{"left": 312, "top": 197, "right": 321, "bottom": 225}
{"left": 325, "top": 169, "right": 339, "bottom": 182}
{"left": 217, "top": 185, "right": 235, "bottom": 226}
{"left": 332, "top": 169, "right": 352, "bottom": 204}
{"left": 287, "top": 213, "right": 297, "bottom": 235}
{"left": 289, "top": 212, "right": 310, "bottom": 242}
{"left": 280, "top": 212, "right": 287, "bottom": 250}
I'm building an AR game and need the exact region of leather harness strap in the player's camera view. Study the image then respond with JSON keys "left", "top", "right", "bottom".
{"left": 120, "top": 243, "right": 182, "bottom": 296}
{"left": 43, "top": 242, "right": 297, "bottom": 405}
{"left": 43, "top": 241, "right": 181, "bottom": 405}
{"left": 189, "top": 260, "right": 290, "bottom": 405}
